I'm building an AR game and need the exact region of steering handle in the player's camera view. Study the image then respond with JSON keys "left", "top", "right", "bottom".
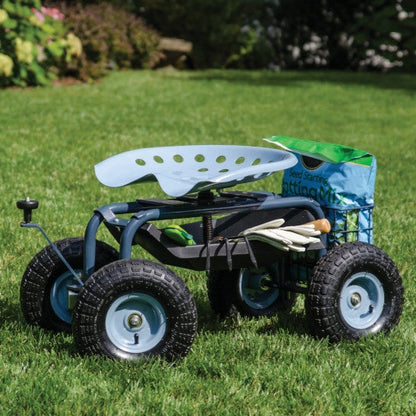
{"left": 16, "top": 198, "right": 39, "bottom": 223}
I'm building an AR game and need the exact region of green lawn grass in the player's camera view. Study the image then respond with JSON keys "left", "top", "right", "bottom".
{"left": 0, "top": 70, "right": 415, "bottom": 415}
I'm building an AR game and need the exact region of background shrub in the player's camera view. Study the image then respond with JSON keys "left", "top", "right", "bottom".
{"left": 2, "top": 0, "right": 415, "bottom": 85}
{"left": 253, "top": 0, "right": 416, "bottom": 71}
{"left": 137, "top": 0, "right": 262, "bottom": 69}
{"left": 54, "top": 2, "right": 161, "bottom": 81}
{"left": 136, "top": 0, "right": 416, "bottom": 71}
{"left": 0, "top": 0, "right": 81, "bottom": 87}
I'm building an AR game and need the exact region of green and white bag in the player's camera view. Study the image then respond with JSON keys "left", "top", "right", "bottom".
{"left": 265, "top": 135, "right": 377, "bottom": 246}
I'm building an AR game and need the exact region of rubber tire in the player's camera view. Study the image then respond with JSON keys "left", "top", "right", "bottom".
{"left": 20, "top": 237, "right": 118, "bottom": 333}
{"left": 207, "top": 271, "right": 237, "bottom": 318}
{"left": 207, "top": 268, "right": 297, "bottom": 318}
{"left": 306, "top": 242, "right": 404, "bottom": 342}
{"left": 73, "top": 258, "right": 198, "bottom": 361}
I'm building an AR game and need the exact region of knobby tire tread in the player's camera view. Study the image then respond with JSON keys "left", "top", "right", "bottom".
{"left": 306, "top": 242, "right": 403, "bottom": 342}
{"left": 73, "top": 258, "right": 197, "bottom": 361}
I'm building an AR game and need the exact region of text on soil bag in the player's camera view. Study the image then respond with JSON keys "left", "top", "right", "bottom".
{"left": 282, "top": 170, "right": 345, "bottom": 206}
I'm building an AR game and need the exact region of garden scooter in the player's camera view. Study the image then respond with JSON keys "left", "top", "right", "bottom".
{"left": 17, "top": 140, "right": 404, "bottom": 361}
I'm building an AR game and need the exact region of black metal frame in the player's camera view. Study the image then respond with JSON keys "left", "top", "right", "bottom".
{"left": 82, "top": 191, "right": 327, "bottom": 280}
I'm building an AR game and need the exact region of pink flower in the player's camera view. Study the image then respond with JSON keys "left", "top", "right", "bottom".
{"left": 41, "top": 6, "right": 64, "bottom": 21}
{"left": 31, "top": 7, "right": 45, "bottom": 23}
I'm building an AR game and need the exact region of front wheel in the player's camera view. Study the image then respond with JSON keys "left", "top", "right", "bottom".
{"left": 73, "top": 259, "right": 198, "bottom": 361}
{"left": 306, "top": 242, "right": 404, "bottom": 342}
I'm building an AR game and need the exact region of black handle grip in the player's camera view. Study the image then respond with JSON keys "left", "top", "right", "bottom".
{"left": 16, "top": 199, "right": 39, "bottom": 223}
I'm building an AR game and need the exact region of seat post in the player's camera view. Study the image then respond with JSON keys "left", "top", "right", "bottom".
{"left": 198, "top": 191, "right": 215, "bottom": 243}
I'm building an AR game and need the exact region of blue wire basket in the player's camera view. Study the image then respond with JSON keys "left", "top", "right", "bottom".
{"left": 325, "top": 205, "right": 374, "bottom": 247}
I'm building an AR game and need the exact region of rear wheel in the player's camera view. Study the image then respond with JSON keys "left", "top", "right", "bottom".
{"left": 207, "top": 267, "right": 296, "bottom": 318}
{"left": 73, "top": 259, "right": 198, "bottom": 361}
{"left": 20, "top": 237, "right": 118, "bottom": 333}
{"left": 306, "top": 242, "right": 404, "bottom": 342}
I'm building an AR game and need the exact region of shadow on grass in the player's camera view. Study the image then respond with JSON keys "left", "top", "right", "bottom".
{"left": 0, "top": 298, "right": 22, "bottom": 326}
{"left": 0, "top": 298, "right": 78, "bottom": 355}
{"left": 188, "top": 69, "right": 416, "bottom": 93}
{"left": 194, "top": 294, "right": 311, "bottom": 338}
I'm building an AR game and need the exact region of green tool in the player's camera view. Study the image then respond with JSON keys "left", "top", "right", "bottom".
{"left": 162, "top": 224, "right": 196, "bottom": 246}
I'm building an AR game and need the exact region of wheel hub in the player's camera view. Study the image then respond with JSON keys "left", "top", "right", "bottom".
{"left": 105, "top": 292, "right": 167, "bottom": 354}
{"left": 350, "top": 292, "right": 361, "bottom": 307}
{"left": 239, "top": 269, "right": 279, "bottom": 310}
{"left": 259, "top": 276, "right": 273, "bottom": 291}
{"left": 51, "top": 270, "right": 83, "bottom": 324}
{"left": 127, "top": 313, "right": 143, "bottom": 329}
{"left": 339, "top": 272, "right": 385, "bottom": 330}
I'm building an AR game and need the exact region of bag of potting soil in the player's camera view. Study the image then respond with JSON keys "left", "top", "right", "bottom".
{"left": 264, "top": 135, "right": 377, "bottom": 246}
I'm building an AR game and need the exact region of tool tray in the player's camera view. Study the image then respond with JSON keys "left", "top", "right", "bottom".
{"left": 102, "top": 192, "right": 325, "bottom": 272}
